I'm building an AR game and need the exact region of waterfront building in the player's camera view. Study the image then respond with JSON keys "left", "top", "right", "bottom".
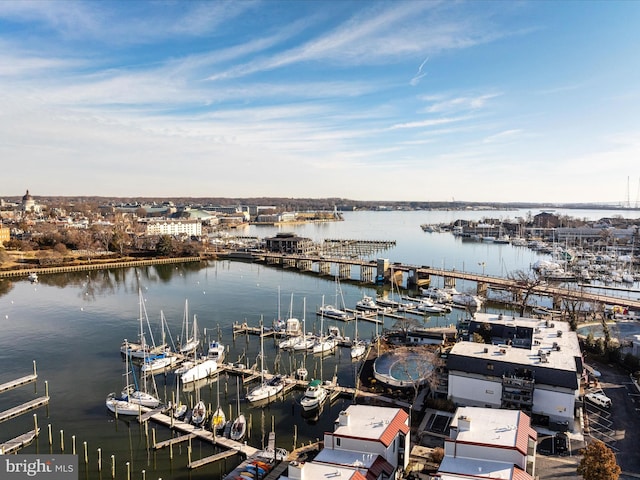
{"left": 265, "top": 232, "right": 314, "bottom": 254}
{"left": 282, "top": 405, "right": 410, "bottom": 480}
{"left": 142, "top": 218, "right": 202, "bottom": 237}
{"left": 447, "top": 313, "right": 582, "bottom": 430}
{"left": 436, "top": 406, "right": 537, "bottom": 480}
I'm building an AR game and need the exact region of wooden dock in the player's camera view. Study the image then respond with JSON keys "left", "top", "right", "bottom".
{"left": 0, "top": 373, "right": 38, "bottom": 394}
{"left": 233, "top": 322, "right": 283, "bottom": 338}
{"left": 0, "top": 429, "right": 40, "bottom": 454}
{"left": 0, "top": 396, "right": 50, "bottom": 423}
{"left": 147, "top": 411, "right": 258, "bottom": 457}
{"left": 154, "top": 433, "right": 196, "bottom": 450}
{"left": 187, "top": 449, "right": 239, "bottom": 469}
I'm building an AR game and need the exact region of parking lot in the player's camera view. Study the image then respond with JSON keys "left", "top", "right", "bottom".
{"left": 536, "top": 360, "right": 640, "bottom": 480}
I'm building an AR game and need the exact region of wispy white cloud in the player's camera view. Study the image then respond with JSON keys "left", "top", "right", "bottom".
{"left": 422, "top": 93, "right": 501, "bottom": 114}
{"left": 482, "top": 129, "right": 523, "bottom": 144}
{"left": 389, "top": 115, "right": 472, "bottom": 130}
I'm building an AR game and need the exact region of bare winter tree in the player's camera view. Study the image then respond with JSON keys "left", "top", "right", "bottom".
{"left": 507, "top": 269, "right": 546, "bottom": 317}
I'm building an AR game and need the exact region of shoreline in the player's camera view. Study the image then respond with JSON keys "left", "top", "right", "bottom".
{"left": 0, "top": 255, "right": 208, "bottom": 279}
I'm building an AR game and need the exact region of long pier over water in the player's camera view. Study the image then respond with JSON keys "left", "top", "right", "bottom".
{"left": 227, "top": 251, "right": 640, "bottom": 311}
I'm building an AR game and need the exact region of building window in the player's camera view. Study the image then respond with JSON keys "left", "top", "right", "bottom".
{"left": 487, "top": 363, "right": 494, "bottom": 371}
{"left": 336, "top": 438, "right": 341, "bottom": 447}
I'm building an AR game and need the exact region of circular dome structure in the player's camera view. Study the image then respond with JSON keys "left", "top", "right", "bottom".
{"left": 22, "top": 189, "right": 35, "bottom": 211}
{"left": 373, "top": 347, "right": 434, "bottom": 388}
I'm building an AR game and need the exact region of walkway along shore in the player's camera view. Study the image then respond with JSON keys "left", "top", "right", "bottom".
{"left": 0, "top": 255, "right": 205, "bottom": 278}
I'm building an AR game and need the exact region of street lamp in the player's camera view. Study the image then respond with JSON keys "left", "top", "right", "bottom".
{"left": 478, "top": 261, "right": 486, "bottom": 275}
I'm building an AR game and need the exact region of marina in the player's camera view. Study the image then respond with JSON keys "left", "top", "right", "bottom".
{"left": 1, "top": 208, "right": 639, "bottom": 479}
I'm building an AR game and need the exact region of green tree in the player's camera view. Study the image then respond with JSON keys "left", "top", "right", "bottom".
{"left": 577, "top": 440, "right": 620, "bottom": 480}
{"left": 156, "top": 235, "right": 174, "bottom": 256}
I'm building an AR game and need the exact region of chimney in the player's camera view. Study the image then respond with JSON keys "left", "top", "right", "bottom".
{"left": 339, "top": 410, "right": 350, "bottom": 427}
{"left": 457, "top": 415, "right": 472, "bottom": 432}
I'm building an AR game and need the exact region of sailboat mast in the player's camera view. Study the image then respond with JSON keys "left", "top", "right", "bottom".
{"left": 260, "top": 316, "right": 265, "bottom": 385}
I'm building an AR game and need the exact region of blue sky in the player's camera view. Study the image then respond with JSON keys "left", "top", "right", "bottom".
{"left": 2, "top": 1, "right": 640, "bottom": 204}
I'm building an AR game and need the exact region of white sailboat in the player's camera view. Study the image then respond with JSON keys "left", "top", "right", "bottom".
{"left": 312, "top": 296, "right": 337, "bottom": 354}
{"left": 180, "top": 357, "right": 217, "bottom": 384}
{"left": 247, "top": 320, "right": 284, "bottom": 403}
{"left": 230, "top": 377, "right": 246, "bottom": 441}
{"left": 291, "top": 298, "right": 314, "bottom": 351}
{"left": 191, "top": 397, "right": 207, "bottom": 427}
{"left": 350, "top": 312, "right": 366, "bottom": 359}
{"left": 105, "top": 392, "right": 141, "bottom": 416}
{"left": 106, "top": 345, "right": 144, "bottom": 416}
{"left": 172, "top": 377, "right": 187, "bottom": 419}
{"left": 179, "top": 300, "right": 200, "bottom": 355}
{"left": 120, "top": 338, "right": 161, "bottom": 408}
{"left": 278, "top": 294, "right": 303, "bottom": 349}
{"left": 141, "top": 311, "right": 178, "bottom": 374}
{"left": 120, "top": 289, "right": 166, "bottom": 359}
{"left": 317, "top": 276, "right": 349, "bottom": 320}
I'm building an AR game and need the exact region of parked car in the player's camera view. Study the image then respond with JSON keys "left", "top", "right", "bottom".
{"left": 585, "top": 392, "right": 612, "bottom": 408}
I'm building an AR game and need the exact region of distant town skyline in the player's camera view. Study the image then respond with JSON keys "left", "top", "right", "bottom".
{"left": 1, "top": 1, "right": 639, "bottom": 204}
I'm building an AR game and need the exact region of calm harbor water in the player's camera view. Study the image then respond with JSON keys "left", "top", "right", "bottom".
{"left": 1, "top": 208, "right": 638, "bottom": 479}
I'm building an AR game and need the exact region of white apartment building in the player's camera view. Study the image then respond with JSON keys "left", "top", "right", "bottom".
{"left": 144, "top": 219, "right": 202, "bottom": 237}
{"left": 435, "top": 406, "right": 537, "bottom": 480}
{"left": 447, "top": 313, "right": 583, "bottom": 430}
{"left": 282, "top": 405, "right": 410, "bottom": 480}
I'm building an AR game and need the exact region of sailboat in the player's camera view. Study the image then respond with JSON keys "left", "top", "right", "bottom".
{"left": 180, "top": 356, "right": 217, "bottom": 384}
{"left": 247, "top": 320, "right": 284, "bottom": 403}
{"left": 230, "top": 377, "right": 246, "bottom": 441}
{"left": 278, "top": 293, "right": 303, "bottom": 350}
{"left": 292, "top": 298, "right": 315, "bottom": 351}
{"left": 317, "top": 276, "right": 348, "bottom": 320}
{"left": 120, "top": 340, "right": 161, "bottom": 408}
{"left": 179, "top": 300, "right": 199, "bottom": 355}
{"left": 141, "top": 311, "right": 178, "bottom": 374}
{"left": 211, "top": 377, "right": 226, "bottom": 433}
{"left": 106, "top": 344, "right": 144, "bottom": 416}
{"left": 191, "top": 390, "right": 207, "bottom": 427}
{"left": 172, "top": 377, "right": 187, "bottom": 419}
{"left": 312, "top": 295, "right": 337, "bottom": 354}
{"left": 120, "top": 289, "right": 167, "bottom": 359}
{"left": 350, "top": 312, "right": 366, "bottom": 359}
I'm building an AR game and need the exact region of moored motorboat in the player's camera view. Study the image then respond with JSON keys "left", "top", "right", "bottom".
{"left": 207, "top": 340, "right": 225, "bottom": 362}
{"left": 299, "top": 379, "right": 328, "bottom": 411}
{"left": 451, "top": 293, "right": 483, "bottom": 310}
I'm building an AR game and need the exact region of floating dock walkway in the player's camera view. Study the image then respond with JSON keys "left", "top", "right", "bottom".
{"left": 0, "top": 397, "right": 50, "bottom": 423}
{"left": 0, "top": 429, "right": 40, "bottom": 454}
{"left": 0, "top": 362, "right": 47, "bottom": 454}
{"left": 0, "top": 373, "right": 38, "bottom": 394}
